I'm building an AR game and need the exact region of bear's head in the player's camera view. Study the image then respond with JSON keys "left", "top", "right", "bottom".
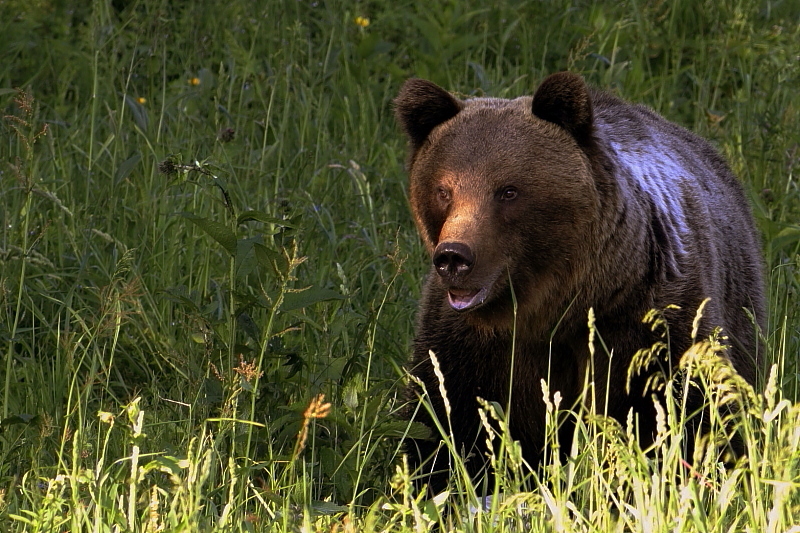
{"left": 395, "top": 73, "right": 606, "bottom": 330}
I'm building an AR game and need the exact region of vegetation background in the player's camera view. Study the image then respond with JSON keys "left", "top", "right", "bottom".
{"left": 1, "top": 0, "right": 799, "bottom": 531}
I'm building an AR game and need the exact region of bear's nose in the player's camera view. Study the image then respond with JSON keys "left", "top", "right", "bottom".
{"left": 433, "top": 242, "right": 475, "bottom": 277}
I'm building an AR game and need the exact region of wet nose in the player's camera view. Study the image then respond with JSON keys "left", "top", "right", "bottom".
{"left": 433, "top": 242, "right": 475, "bottom": 277}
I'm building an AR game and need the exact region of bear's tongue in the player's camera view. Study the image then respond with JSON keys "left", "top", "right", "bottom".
{"left": 447, "top": 287, "right": 482, "bottom": 311}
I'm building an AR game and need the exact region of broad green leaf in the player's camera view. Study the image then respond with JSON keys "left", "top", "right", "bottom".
{"left": 311, "top": 501, "right": 348, "bottom": 515}
{"left": 160, "top": 286, "right": 200, "bottom": 312}
{"left": 422, "top": 497, "right": 443, "bottom": 524}
{"left": 281, "top": 287, "right": 345, "bottom": 311}
{"left": 254, "top": 242, "right": 289, "bottom": 275}
{"left": 771, "top": 226, "right": 800, "bottom": 254}
{"left": 235, "top": 236, "right": 261, "bottom": 280}
{"left": 124, "top": 94, "right": 149, "bottom": 131}
{"left": 379, "top": 420, "right": 431, "bottom": 440}
{"left": 180, "top": 212, "right": 237, "bottom": 257}
{"left": 142, "top": 455, "right": 189, "bottom": 476}
{"left": 237, "top": 311, "right": 261, "bottom": 342}
{"left": 114, "top": 152, "right": 141, "bottom": 185}
{"left": 0, "top": 414, "right": 38, "bottom": 433}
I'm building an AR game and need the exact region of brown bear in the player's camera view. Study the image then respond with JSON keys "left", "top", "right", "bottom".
{"left": 395, "top": 72, "right": 765, "bottom": 493}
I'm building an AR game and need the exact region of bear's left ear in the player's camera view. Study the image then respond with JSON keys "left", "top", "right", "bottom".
{"left": 394, "top": 79, "right": 462, "bottom": 151}
{"left": 532, "top": 72, "right": 594, "bottom": 146}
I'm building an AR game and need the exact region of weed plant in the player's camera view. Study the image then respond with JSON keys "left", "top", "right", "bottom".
{"left": 1, "top": 0, "right": 799, "bottom": 531}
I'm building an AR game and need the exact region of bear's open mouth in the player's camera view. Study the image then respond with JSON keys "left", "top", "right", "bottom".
{"left": 447, "top": 286, "right": 489, "bottom": 311}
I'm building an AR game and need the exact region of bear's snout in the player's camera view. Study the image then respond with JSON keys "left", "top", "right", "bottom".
{"left": 433, "top": 242, "right": 474, "bottom": 278}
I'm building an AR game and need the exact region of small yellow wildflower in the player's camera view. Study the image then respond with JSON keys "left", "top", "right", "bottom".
{"left": 354, "top": 16, "right": 370, "bottom": 28}
{"left": 189, "top": 77, "right": 201, "bottom": 86}
{"left": 136, "top": 97, "right": 146, "bottom": 104}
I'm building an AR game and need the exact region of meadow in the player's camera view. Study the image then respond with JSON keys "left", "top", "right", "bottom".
{"left": 1, "top": 0, "right": 799, "bottom": 530}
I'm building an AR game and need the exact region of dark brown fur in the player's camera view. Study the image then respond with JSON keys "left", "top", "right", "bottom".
{"left": 395, "top": 72, "right": 765, "bottom": 493}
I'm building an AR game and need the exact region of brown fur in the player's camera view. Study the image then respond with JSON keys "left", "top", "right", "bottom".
{"left": 395, "top": 72, "right": 766, "bottom": 493}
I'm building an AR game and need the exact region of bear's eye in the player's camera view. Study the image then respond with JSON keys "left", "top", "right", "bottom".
{"left": 499, "top": 186, "right": 518, "bottom": 201}
{"left": 437, "top": 187, "right": 451, "bottom": 202}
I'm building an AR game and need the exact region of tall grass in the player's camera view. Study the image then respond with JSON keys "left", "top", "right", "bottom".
{"left": 0, "top": 0, "right": 798, "bottom": 530}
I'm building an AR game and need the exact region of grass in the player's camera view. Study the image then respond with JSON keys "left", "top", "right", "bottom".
{"left": 0, "top": 0, "right": 799, "bottom": 530}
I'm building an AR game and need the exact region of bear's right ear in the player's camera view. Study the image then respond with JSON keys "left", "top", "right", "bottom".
{"left": 532, "top": 72, "right": 594, "bottom": 146}
{"left": 394, "top": 79, "right": 462, "bottom": 150}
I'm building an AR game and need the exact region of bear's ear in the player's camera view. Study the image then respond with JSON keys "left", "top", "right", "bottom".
{"left": 394, "top": 79, "right": 462, "bottom": 150}
{"left": 532, "top": 72, "right": 594, "bottom": 145}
